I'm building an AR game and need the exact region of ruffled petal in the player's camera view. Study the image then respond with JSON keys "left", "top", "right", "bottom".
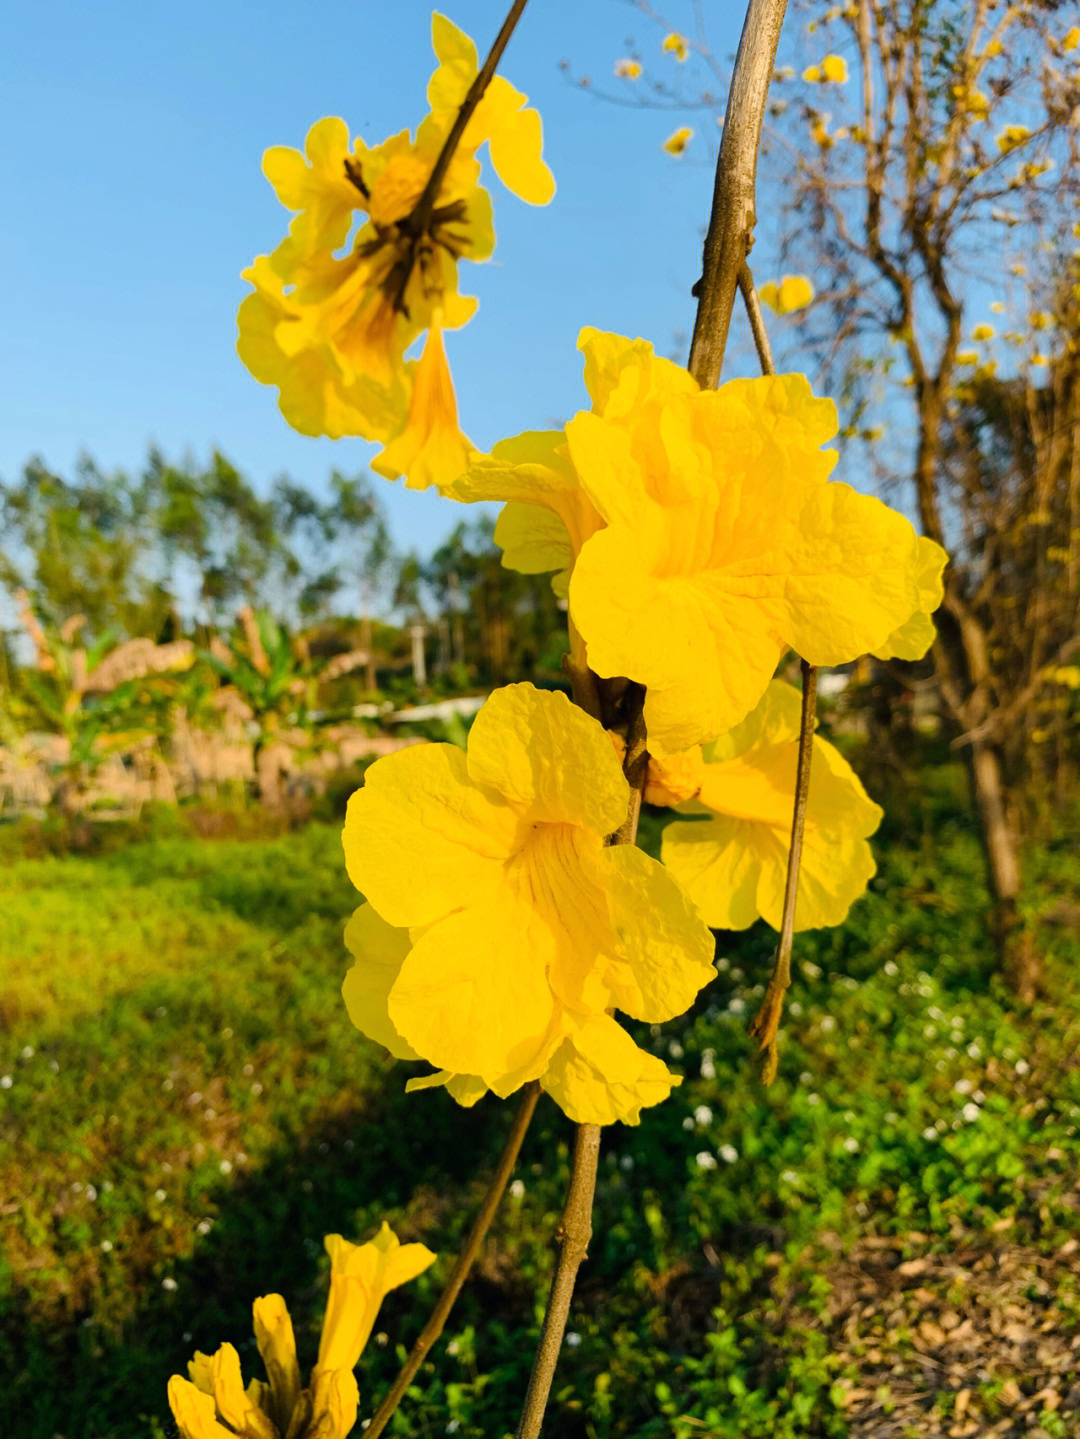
{"left": 541, "top": 1013, "right": 681, "bottom": 1125}
{"left": 342, "top": 743, "right": 522, "bottom": 927}
{"left": 466, "top": 683, "right": 628, "bottom": 831}
{"left": 342, "top": 905, "right": 421, "bottom": 1062}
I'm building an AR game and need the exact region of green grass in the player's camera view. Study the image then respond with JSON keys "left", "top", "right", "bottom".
{"left": 2, "top": 772, "right": 1079, "bottom": 1438}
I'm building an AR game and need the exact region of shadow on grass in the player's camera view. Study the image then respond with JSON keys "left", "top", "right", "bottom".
{"left": 8, "top": 1061, "right": 560, "bottom": 1439}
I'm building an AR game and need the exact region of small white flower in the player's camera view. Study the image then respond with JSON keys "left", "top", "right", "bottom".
{"left": 72, "top": 1182, "right": 83, "bottom": 1193}
{"left": 250, "top": 1082, "right": 263, "bottom": 1096}
{"left": 806, "top": 1093, "right": 821, "bottom": 1106}
{"left": 197, "top": 1219, "right": 213, "bottom": 1235}
{"left": 1015, "top": 1058, "right": 1030, "bottom": 1076}
{"left": 219, "top": 1160, "right": 233, "bottom": 1175}
{"left": 682, "top": 1116, "right": 694, "bottom": 1130}
{"left": 883, "top": 960, "right": 899, "bottom": 976}
{"left": 162, "top": 1277, "right": 178, "bottom": 1292}
{"left": 922, "top": 1126, "right": 938, "bottom": 1141}
{"left": 802, "top": 961, "right": 822, "bottom": 980}
{"left": 781, "top": 1169, "right": 799, "bottom": 1184}
{"left": 966, "top": 1042, "right": 981, "bottom": 1059}
{"left": 445, "top": 1340, "right": 459, "bottom": 1356}
{"left": 565, "top": 1332, "right": 582, "bottom": 1348}
{"left": 694, "top": 1105, "right": 713, "bottom": 1127}
{"left": 696, "top": 1151, "right": 718, "bottom": 1170}
{"left": 789, "top": 1001, "right": 803, "bottom": 1017}
{"left": 21, "top": 1046, "right": 34, "bottom": 1060}
{"left": 375, "top": 1331, "right": 388, "bottom": 1347}
{"left": 718, "top": 1144, "right": 739, "bottom": 1164}
{"left": 727, "top": 997, "right": 746, "bottom": 1016}
{"left": 715, "top": 957, "right": 730, "bottom": 972}
{"left": 0, "top": 1076, "right": 12, "bottom": 1090}
{"left": 700, "top": 1059, "right": 716, "bottom": 1080}
{"left": 243, "top": 1062, "right": 255, "bottom": 1077}
{"left": 961, "top": 1102, "right": 981, "bottom": 1122}
{"left": 101, "top": 1240, "right": 113, "bottom": 1252}
{"left": 619, "top": 1154, "right": 634, "bottom": 1171}
{"left": 954, "top": 1078, "right": 973, "bottom": 1095}
{"left": 154, "top": 1189, "right": 166, "bottom": 1202}
{"left": 819, "top": 1015, "right": 837, "bottom": 1034}
{"left": 843, "top": 1137, "right": 860, "bottom": 1154}
{"left": 509, "top": 1179, "right": 525, "bottom": 1199}
{"left": 668, "top": 1041, "right": 684, "bottom": 1059}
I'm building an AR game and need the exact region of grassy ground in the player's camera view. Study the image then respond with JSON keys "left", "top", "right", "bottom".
{"left": 2, "top": 768, "right": 1079, "bottom": 1438}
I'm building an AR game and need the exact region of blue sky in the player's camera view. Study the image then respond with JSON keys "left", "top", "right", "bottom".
{"left": 2, "top": 0, "right": 748, "bottom": 558}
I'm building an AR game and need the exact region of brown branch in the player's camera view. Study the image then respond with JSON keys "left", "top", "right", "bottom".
{"left": 748, "top": 660, "right": 817, "bottom": 1083}
{"left": 389, "top": 0, "right": 531, "bottom": 311}
{"left": 688, "top": 0, "right": 788, "bottom": 388}
{"left": 364, "top": 1081, "right": 540, "bottom": 1439}
{"left": 514, "top": 1123, "right": 602, "bottom": 1439}
{"left": 737, "top": 263, "right": 776, "bottom": 376}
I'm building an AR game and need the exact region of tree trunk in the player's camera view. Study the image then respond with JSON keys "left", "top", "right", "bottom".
{"left": 914, "top": 400, "right": 1040, "bottom": 999}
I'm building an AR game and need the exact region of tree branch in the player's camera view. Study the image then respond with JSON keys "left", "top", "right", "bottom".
{"left": 688, "top": 0, "right": 789, "bottom": 388}
{"left": 364, "top": 1082, "right": 541, "bottom": 1439}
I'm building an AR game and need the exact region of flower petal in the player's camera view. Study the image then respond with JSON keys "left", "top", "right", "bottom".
{"left": 541, "top": 1013, "right": 681, "bottom": 1125}
{"left": 387, "top": 879, "right": 562, "bottom": 1083}
{"left": 342, "top": 905, "right": 421, "bottom": 1062}
{"left": 342, "top": 743, "right": 522, "bottom": 927}
{"left": 466, "top": 683, "right": 628, "bottom": 831}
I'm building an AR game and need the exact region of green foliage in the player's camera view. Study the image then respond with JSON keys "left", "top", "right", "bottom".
{"left": 2, "top": 769, "right": 1078, "bottom": 1438}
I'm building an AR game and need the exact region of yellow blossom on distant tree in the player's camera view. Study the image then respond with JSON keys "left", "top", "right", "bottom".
{"left": 996, "top": 124, "right": 1032, "bottom": 154}
{"left": 237, "top": 14, "right": 554, "bottom": 492}
{"left": 341, "top": 684, "right": 716, "bottom": 1125}
{"left": 758, "top": 275, "right": 815, "bottom": 315}
{"left": 662, "top": 32, "right": 690, "bottom": 61}
{"left": 661, "top": 681, "right": 883, "bottom": 931}
{"left": 803, "top": 54, "right": 848, "bottom": 83}
{"left": 167, "top": 1226, "right": 434, "bottom": 1439}
{"left": 663, "top": 126, "right": 694, "bottom": 155}
{"left": 614, "top": 58, "right": 642, "bottom": 78}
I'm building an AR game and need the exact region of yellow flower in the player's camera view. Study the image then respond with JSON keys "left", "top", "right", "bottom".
{"left": 661, "top": 681, "right": 883, "bottom": 930}
{"left": 663, "top": 32, "right": 690, "bottom": 62}
{"left": 990, "top": 301, "right": 1005, "bottom": 313}
{"left": 758, "top": 274, "right": 815, "bottom": 315}
{"left": 564, "top": 338, "right": 931, "bottom": 752}
{"left": 805, "top": 54, "right": 848, "bottom": 83}
{"left": 371, "top": 323, "right": 476, "bottom": 491}
{"left": 1054, "top": 665, "right": 1080, "bottom": 689}
{"left": 663, "top": 126, "right": 694, "bottom": 155}
{"left": 952, "top": 85, "right": 990, "bottom": 120}
{"left": 341, "top": 683, "right": 716, "bottom": 1124}
{"left": 237, "top": 15, "right": 553, "bottom": 490}
{"left": 810, "top": 113, "right": 834, "bottom": 148}
{"left": 996, "top": 124, "right": 1031, "bottom": 154}
{"left": 317, "top": 1228, "right": 436, "bottom": 1373}
{"left": 1063, "top": 26, "right": 1079, "bottom": 51}
{"left": 614, "top": 58, "right": 643, "bottom": 78}
{"left": 167, "top": 1225, "right": 434, "bottom": 1439}
{"left": 971, "top": 323, "right": 995, "bottom": 341}
{"left": 453, "top": 331, "right": 933, "bottom": 754}
{"left": 956, "top": 349, "right": 979, "bottom": 365}
{"left": 872, "top": 535, "right": 948, "bottom": 661}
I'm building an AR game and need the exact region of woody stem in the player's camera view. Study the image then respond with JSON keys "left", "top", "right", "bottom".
{"left": 364, "top": 1081, "right": 540, "bottom": 1439}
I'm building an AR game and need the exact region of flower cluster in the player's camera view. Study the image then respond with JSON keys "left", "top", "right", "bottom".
{"left": 341, "top": 684, "right": 716, "bottom": 1125}
{"left": 451, "top": 329, "right": 946, "bottom": 755}
{"left": 237, "top": 14, "right": 553, "bottom": 491}
{"left": 167, "top": 1225, "right": 434, "bottom": 1439}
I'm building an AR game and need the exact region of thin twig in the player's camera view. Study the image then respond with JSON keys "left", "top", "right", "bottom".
{"left": 514, "top": 1123, "right": 602, "bottom": 1439}
{"left": 737, "top": 262, "right": 776, "bottom": 376}
{"left": 688, "top": 0, "right": 789, "bottom": 388}
{"left": 748, "top": 661, "right": 818, "bottom": 1083}
{"left": 390, "top": 0, "right": 531, "bottom": 311}
{"left": 364, "top": 1082, "right": 541, "bottom": 1439}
